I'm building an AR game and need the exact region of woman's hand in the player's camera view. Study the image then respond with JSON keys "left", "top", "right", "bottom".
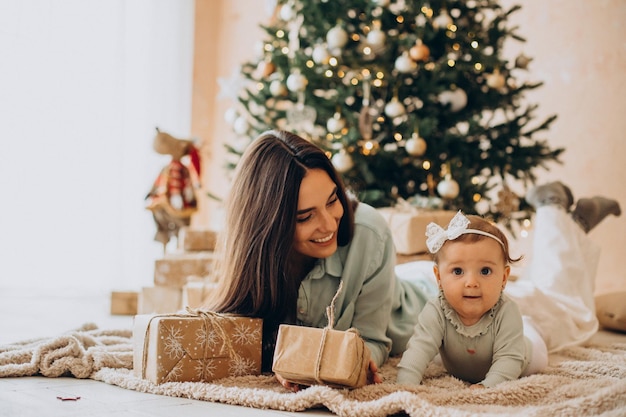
{"left": 368, "top": 360, "right": 383, "bottom": 384}
{"left": 275, "top": 373, "right": 307, "bottom": 392}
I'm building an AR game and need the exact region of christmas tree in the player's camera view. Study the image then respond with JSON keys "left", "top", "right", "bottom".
{"left": 220, "top": 0, "right": 563, "bottom": 225}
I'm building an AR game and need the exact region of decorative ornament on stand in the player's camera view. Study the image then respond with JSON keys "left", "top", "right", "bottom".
{"left": 405, "top": 130, "right": 427, "bottom": 156}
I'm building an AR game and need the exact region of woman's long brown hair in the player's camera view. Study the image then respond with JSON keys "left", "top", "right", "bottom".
{"left": 206, "top": 130, "right": 355, "bottom": 367}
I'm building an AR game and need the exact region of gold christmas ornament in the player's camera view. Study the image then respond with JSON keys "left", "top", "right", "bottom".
{"left": 486, "top": 68, "right": 506, "bottom": 89}
{"left": 409, "top": 39, "right": 430, "bottom": 62}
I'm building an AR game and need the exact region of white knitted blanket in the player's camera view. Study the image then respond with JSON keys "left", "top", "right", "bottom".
{"left": 1, "top": 324, "right": 626, "bottom": 417}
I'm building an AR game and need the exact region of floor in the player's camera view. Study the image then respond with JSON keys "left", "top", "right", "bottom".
{"left": 0, "top": 288, "right": 334, "bottom": 417}
{"left": 2, "top": 289, "right": 624, "bottom": 417}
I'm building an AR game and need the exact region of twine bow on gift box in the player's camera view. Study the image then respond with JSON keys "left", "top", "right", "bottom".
{"left": 313, "top": 281, "right": 362, "bottom": 385}
{"left": 140, "top": 308, "right": 242, "bottom": 381}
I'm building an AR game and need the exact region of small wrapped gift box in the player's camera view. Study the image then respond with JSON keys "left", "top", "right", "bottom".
{"left": 138, "top": 285, "right": 182, "bottom": 314}
{"left": 110, "top": 291, "right": 139, "bottom": 315}
{"left": 272, "top": 324, "right": 370, "bottom": 389}
{"left": 154, "top": 251, "right": 217, "bottom": 288}
{"left": 182, "top": 281, "right": 218, "bottom": 309}
{"left": 377, "top": 207, "right": 457, "bottom": 255}
{"left": 133, "top": 310, "right": 262, "bottom": 384}
{"left": 179, "top": 227, "right": 218, "bottom": 252}
{"left": 272, "top": 281, "right": 370, "bottom": 389}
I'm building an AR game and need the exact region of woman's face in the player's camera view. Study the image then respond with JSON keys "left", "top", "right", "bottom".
{"left": 293, "top": 168, "right": 344, "bottom": 260}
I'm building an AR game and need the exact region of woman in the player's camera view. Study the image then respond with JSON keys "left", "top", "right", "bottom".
{"left": 206, "top": 130, "right": 433, "bottom": 388}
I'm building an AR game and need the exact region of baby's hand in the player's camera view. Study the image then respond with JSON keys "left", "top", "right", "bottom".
{"left": 470, "top": 383, "right": 485, "bottom": 390}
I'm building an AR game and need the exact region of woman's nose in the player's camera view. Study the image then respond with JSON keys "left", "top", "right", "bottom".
{"left": 318, "top": 208, "right": 335, "bottom": 231}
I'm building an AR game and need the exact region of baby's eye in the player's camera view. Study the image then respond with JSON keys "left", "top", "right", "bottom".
{"left": 480, "top": 267, "right": 492, "bottom": 276}
{"left": 452, "top": 267, "right": 463, "bottom": 276}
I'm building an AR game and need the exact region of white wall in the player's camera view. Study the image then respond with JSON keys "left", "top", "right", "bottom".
{"left": 0, "top": 0, "right": 195, "bottom": 292}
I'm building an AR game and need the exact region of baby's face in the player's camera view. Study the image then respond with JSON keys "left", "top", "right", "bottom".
{"left": 434, "top": 238, "right": 510, "bottom": 326}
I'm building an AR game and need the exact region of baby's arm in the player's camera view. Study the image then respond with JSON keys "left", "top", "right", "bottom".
{"left": 480, "top": 301, "right": 527, "bottom": 388}
{"left": 396, "top": 301, "right": 443, "bottom": 385}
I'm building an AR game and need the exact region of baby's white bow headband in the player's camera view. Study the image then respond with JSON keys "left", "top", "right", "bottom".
{"left": 425, "top": 211, "right": 504, "bottom": 253}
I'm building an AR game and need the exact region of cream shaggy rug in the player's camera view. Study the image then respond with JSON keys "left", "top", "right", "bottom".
{"left": 1, "top": 323, "right": 626, "bottom": 417}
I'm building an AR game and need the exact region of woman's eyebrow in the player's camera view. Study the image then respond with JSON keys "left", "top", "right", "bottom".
{"left": 296, "top": 186, "right": 338, "bottom": 215}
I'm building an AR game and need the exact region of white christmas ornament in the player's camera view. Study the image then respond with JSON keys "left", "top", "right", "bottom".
{"left": 286, "top": 72, "right": 308, "bottom": 92}
{"left": 326, "top": 113, "right": 346, "bottom": 133}
{"left": 394, "top": 52, "right": 417, "bottom": 73}
{"left": 331, "top": 150, "right": 354, "bottom": 173}
{"left": 367, "top": 28, "right": 386, "bottom": 47}
{"left": 438, "top": 88, "right": 467, "bottom": 112}
{"left": 269, "top": 80, "right": 287, "bottom": 96}
{"left": 233, "top": 116, "right": 249, "bottom": 135}
{"left": 437, "top": 176, "right": 460, "bottom": 199}
{"left": 312, "top": 44, "right": 330, "bottom": 64}
{"left": 384, "top": 98, "right": 406, "bottom": 118}
{"left": 433, "top": 9, "right": 453, "bottom": 29}
{"left": 405, "top": 135, "right": 427, "bottom": 156}
{"left": 279, "top": 3, "right": 295, "bottom": 21}
{"left": 327, "top": 25, "right": 348, "bottom": 49}
{"left": 224, "top": 107, "right": 238, "bottom": 125}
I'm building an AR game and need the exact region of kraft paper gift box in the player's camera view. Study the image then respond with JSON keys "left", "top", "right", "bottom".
{"left": 154, "top": 251, "right": 217, "bottom": 288}
{"left": 272, "top": 324, "right": 370, "bottom": 389}
{"left": 182, "top": 281, "right": 218, "bottom": 309}
{"left": 178, "top": 227, "right": 218, "bottom": 252}
{"left": 110, "top": 291, "right": 139, "bottom": 315}
{"left": 133, "top": 310, "right": 262, "bottom": 384}
{"left": 377, "top": 207, "right": 457, "bottom": 255}
{"left": 138, "top": 285, "right": 182, "bottom": 314}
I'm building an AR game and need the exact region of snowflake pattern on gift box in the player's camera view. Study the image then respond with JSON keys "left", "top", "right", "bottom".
{"left": 232, "top": 322, "right": 262, "bottom": 346}
{"left": 229, "top": 356, "right": 257, "bottom": 376}
{"left": 195, "top": 358, "right": 219, "bottom": 379}
{"left": 163, "top": 325, "right": 186, "bottom": 359}
{"left": 163, "top": 360, "right": 184, "bottom": 382}
{"left": 195, "top": 324, "right": 222, "bottom": 351}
